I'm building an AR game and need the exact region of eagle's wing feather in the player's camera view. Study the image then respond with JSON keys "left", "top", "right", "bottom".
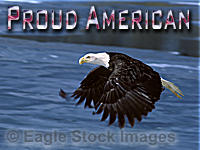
{"left": 72, "top": 66, "right": 110, "bottom": 108}
{"left": 94, "top": 60, "right": 162, "bottom": 128}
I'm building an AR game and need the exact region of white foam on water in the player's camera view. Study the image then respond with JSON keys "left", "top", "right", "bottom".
{"left": 170, "top": 1, "right": 200, "bottom": 6}
{"left": 148, "top": 63, "right": 199, "bottom": 71}
{"left": 49, "top": 54, "right": 58, "bottom": 58}
{"left": 3, "top": 0, "right": 41, "bottom": 4}
{"left": 169, "top": 51, "right": 180, "bottom": 55}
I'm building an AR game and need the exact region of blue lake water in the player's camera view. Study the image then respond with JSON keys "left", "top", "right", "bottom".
{"left": 0, "top": 36, "right": 199, "bottom": 150}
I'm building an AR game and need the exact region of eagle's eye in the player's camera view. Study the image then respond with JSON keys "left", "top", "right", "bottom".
{"left": 86, "top": 56, "right": 91, "bottom": 59}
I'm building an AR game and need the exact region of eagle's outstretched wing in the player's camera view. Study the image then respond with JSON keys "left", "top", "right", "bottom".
{"left": 94, "top": 60, "right": 162, "bottom": 128}
{"left": 71, "top": 66, "right": 111, "bottom": 108}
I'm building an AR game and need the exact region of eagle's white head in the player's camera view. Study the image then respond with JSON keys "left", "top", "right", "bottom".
{"left": 79, "top": 52, "right": 110, "bottom": 68}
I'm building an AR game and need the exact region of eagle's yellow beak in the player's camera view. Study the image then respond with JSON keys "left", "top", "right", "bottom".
{"left": 79, "top": 57, "right": 86, "bottom": 64}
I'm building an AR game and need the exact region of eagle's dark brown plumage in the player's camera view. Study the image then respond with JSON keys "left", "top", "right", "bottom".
{"left": 70, "top": 52, "right": 162, "bottom": 128}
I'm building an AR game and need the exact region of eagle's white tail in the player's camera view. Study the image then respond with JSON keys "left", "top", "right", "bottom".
{"left": 161, "top": 78, "right": 184, "bottom": 99}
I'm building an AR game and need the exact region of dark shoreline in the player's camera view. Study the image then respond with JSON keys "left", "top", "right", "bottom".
{"left": 0, "top": 1, "right": 199, "bottom": 57}
{"left": 1, "top": 32, "right": 199, "bottom": 57}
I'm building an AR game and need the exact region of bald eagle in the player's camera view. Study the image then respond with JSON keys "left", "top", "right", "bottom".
{"left": 60, "top": 52, "right": 183, "bottom": 128}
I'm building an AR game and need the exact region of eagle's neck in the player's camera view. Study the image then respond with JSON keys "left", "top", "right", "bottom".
{"left": 95, "top": 52, "right": 110, "bottom": 68}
